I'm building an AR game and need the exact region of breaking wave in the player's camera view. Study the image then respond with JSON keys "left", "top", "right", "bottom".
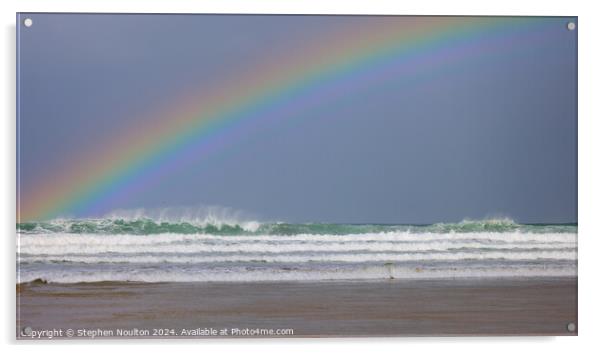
{"left": 17, "top": 217, "right": 576, "bottom": 235}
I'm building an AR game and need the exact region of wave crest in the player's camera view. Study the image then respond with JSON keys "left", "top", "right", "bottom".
{"left": 16, "top": 218, "right": 576, "bottom": 235}
{"left": 104, "top": 206, "right": 261, "bottom": 230}
{"left": 429, "top": 217, "right": 519, "bottom": 233}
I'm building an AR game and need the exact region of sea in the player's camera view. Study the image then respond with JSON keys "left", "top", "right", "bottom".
{"left": 16, "top": 217, "right": 577, "bottom": 283}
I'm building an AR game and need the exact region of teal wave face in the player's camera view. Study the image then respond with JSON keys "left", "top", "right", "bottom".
{"left": 16, "top": 218, "right": 577, "bottom": 235}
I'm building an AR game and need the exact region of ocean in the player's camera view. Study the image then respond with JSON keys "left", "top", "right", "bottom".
{"left": 16, "top": 218, "right": 577, "bottom": 284}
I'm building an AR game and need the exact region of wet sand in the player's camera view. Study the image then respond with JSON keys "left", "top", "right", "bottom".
{"left": 16, "top": 277, "right": 577, "bottom": 339}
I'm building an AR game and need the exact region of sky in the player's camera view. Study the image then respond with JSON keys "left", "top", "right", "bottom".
{"left": 17, "top": 14, "right": 577, "bottom": 224}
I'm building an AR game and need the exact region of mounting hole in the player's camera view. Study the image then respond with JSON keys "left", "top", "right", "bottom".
{"left": 567, "top": 22, "right": 576, "bottom": 31}
{"left": 567, "top": 322, "right": 576, "bottom": 332}
{"left": 23, "top": 18, "right": 33, "bottom": 28}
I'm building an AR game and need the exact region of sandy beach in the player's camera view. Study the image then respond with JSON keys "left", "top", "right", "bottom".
{"left": 16, "top": 277, "right": 577, "bottom": 339}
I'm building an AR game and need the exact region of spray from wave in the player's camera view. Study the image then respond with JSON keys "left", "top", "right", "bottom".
{"left": 104, "top": 205, "right": 263, "bottom": 231}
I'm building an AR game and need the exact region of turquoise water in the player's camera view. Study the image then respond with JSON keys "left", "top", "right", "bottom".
{"left": 17, "top": 218, "right": 577, "bottom": 235}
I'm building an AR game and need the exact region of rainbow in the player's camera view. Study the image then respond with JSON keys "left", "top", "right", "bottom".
{"left": 18, "top": 16, "right": 549, "bottom": 221}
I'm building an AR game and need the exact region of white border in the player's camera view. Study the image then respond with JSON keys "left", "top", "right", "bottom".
{"left": 2, "top": 0, "right": 601, "bottom": 351}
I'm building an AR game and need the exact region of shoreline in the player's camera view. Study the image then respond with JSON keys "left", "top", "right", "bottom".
{"left": 16, "top": 274, "right": 577, "bottom": 286}
{"left": 17, "top": 277, "right": 577, "bottom": 338}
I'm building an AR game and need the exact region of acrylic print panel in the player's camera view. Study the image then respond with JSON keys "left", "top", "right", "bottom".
{"left": 16, "top": 14, "right": 577, "bottom": 339}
